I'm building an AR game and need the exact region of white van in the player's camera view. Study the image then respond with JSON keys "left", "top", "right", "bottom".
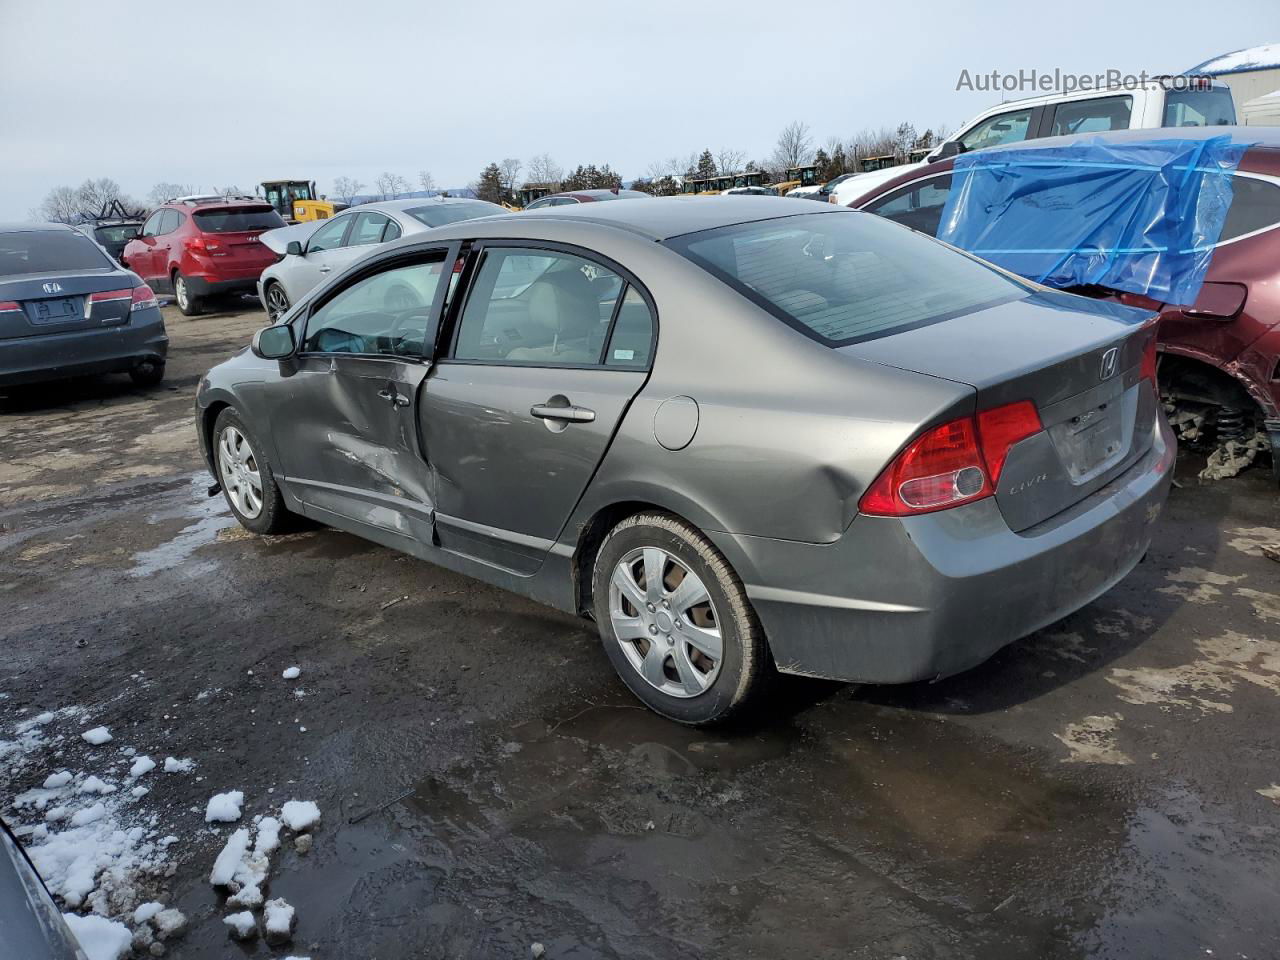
{"left": 831, "top": 79, "right": 1237, "bottom": 207}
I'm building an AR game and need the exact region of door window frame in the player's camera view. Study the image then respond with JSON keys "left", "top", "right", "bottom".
{"left": 348, "top": 211, "right": 392, "bottom": 247}
{"left": 438, "top": 238, "right": 658, "bottom": 372}
{"left": 294, "top": 241, "right": 462, "bottom": 364}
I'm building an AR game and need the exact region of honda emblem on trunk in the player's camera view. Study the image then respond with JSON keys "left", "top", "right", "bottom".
{"left": 42, "top": 281, "right": 63, "bottom": 294}
{"left": 1099, "top": 346, "right": 1119, "bottom": 380}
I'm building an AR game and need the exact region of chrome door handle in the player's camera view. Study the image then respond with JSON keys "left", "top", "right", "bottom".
{"left": 378, "top": 388, "right": 410, "bottom": 408}
{"left": 318, "top": 266, "right": 331, "bottom": 274}
{"left": 530, "top": 403, "right": 595, "bottom": 423}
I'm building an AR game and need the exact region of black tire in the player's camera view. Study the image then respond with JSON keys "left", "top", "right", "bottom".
{"left": 591, "top": 512, "right": 770, "bottom": 725}
{"left": 264, "top": 281, "right": 290, "bottom": 321}
{"left": 174, "top": 272, "right": 204, "bottom": 317}
{"left": 128, "top": 360, "right": 165, "bottom": 387}
{"left": 211, "top": 407, "right": 290, "bottom": 534}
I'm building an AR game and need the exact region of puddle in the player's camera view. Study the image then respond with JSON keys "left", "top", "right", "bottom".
{"left": 129, "top": 481, "right": 235, "bottom": 578}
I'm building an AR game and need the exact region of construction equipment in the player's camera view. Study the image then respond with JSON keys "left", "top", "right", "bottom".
{"left": 258, "top": 180, "right": 345, "bottom": 223}
{"left": 771, "top": 164, "right": 819, "bottom": 196}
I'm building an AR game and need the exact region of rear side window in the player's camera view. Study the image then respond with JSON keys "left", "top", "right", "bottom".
{"left": 1163, "top": 88, "right": 1235, "bottom": 127}
{"left": 1219, "top": 176, "right": 1280, "bottom": 242}
{"left": 666, "top": 212, "right": 1027, "bottom": 346}
{"left": 863, "top": 175, "right": 953, "bottom": 236}
{"left": 0, "top": 230, "right": 111, "bottom": 276}
{"left": 94, "top": 224, "right": 139, "bottom": 244}
{"left": 604, "top": 287, "right": 655, "bottom": 368}
{"left": 159, "top": 210, "right": 182, "bottom": 234}
{"left": 193, "top": 207, "right": 286, "bottom": 233}
{"left": 1046, "top": 96, "right": 1132, "bottom": 136}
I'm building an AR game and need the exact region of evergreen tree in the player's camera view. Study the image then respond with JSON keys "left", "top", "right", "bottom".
{"left": 813, "top": 148, "right": 831, "bottom": 181}
{"left": 475, "top": 163, "right": 505, "bottom": 204}
{"left": 696, "top": 149, "right": 716, "bottom": 179}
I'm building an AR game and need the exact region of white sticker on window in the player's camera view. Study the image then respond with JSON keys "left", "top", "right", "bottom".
{"left": 613, "top": 349, "right": 635, "bottom": 361}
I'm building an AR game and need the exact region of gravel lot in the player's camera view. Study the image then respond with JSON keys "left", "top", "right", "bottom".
{"left": 2, "top": 303, "right": 1279, "bottom": 959}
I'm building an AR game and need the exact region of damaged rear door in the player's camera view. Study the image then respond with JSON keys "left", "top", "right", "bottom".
{"left": 269, "top": 243, "right": 458, "bottom": 541}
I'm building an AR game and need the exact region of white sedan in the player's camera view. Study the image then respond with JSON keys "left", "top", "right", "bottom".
{"left": 257, "top": 197, "right": 506, "bottom": 319}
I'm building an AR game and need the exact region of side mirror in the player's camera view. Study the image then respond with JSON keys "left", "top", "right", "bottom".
{"left": 286, "top": 240, "right": 303, "bottom": 256}
{"left": 252, "top": 324, "right": 296, "bottom": 360}
{"left": 933, "top": 140, "right": 964, "bottom": 161}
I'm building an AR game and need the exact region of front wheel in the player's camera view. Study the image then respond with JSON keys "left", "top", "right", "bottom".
{"left": 213, "top": 408, "right": 290, "bottom": 534}
{"left": 264, "top": 281, "right": 290, "bottom": 321}
{"left": 174, "top": 273, "right": 204, "bottom": 317}
{"left": 591, "top": 513, "right": 770, "bottom": 725}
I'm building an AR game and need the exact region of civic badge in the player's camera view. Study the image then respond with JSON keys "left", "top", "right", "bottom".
{"left": 42, "top": 281, "right": 63, "bottom": 294}
{"left": 1099, "top": 346, "right": 1119, "bottom": 380}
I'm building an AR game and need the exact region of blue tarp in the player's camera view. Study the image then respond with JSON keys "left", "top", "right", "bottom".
{"left": 935, "top": 135, "right": 1251, "bottom": 306}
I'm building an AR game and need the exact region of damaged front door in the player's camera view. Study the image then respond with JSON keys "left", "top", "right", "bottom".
{"left": 271, "top": 246, "right": 456, "bottom": 541}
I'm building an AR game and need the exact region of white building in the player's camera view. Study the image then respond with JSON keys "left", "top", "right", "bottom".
{"left": 1189, "top": 43, "right": 1280, "bottom": 120}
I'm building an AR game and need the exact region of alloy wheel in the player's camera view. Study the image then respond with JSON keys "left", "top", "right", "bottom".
{"left": 217, "top": 425, "right": 264, "bottom": 519}
{"left": 266, "top": 284, "right": 289, "bottom": 320}
{"left": 608, "top": 547, "right": 723, "bottom": 698}
{"left": 175, "top": 276, "right": 189, "bottom": 311}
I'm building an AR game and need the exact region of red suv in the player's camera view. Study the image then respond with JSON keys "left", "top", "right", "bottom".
{"left": 122, "top": 198, "right": 285, "bottom": 316}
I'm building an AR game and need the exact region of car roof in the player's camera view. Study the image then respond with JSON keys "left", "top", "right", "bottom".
{"left": 345, "top": 196, "right": 503, "bottom": 215}
{"left": 0, "top": 222, "right": 77, "bottom": 234}
{"left": 162, "top": 198, "right": 274, "bottom": 209}
{"left": 982, "top": 124, "right": 1280, "bottom": 153}
{"left": 513, "top": 195, "right": 844, "bottom": 240}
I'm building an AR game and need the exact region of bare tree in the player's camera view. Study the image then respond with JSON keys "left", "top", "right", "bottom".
{"left": 74, "top": 178, "right": 125, "bottom": 214}
{"left": 771, "top": 121, "right": 814, "bottom": 171}
{"left": 644, "top": 160, "right": 669, "bottom": 181}
{"left": 215, "top": 185, "right": 244, "bottom": 199}
{"left": 35, "top": 185, "right": 80, "bottom": 224}
{"left": 417, "top": 170, "right": 435, "bottom": 194}
{"left": 849, "top": 125, "right": 899, "bottom": 163}
{"left": 375, "top": 172, "right": 410, "bottom": 200}
{"left": 498, "top": 158, "right": 522, "bottom": 196}
{"left": 148, "top": 182, "right": 196, "bottom": 205}
{"left": 332, "top": 176, "right": 365, "bottom": 204}
{"left": 526, "top": 153, "right": 563, "bottom": 188}
{"left": 715, "top": 148, "right": 747, "bottom": 175}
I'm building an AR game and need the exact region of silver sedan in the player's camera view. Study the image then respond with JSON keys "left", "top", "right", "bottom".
{"left": 198, "top": 197, "right": 1174, "bottom": 724}
{"left": 256, "top": 196, "right": 507, "bottom": 320}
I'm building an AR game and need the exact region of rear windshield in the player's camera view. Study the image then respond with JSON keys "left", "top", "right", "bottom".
{"left": 94, "top": 224, "right": 140, "bottom": 243}
{"left": 666, "top": 212, "right": 1027, "bottom": 345}
{"left": 193, "top": 207, "right": 286, "bottom": 233}
{"left": 0, "top": 230, "right": 111, "bottom": 277}
{"left": 404, "top": 201, "right": 503, "bottom": 228}
{"left": 1163, "top": 88, "right": 1236, "bottom": 126}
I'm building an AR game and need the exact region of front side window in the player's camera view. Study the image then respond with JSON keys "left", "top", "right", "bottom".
{"left": 303, "top": 259, "right": 446, "bottom": 357}
{"left": 1047, "top": 96, "right": 1133, "bottom": 136}
{"left": 306, "top": 215, "right": 352, "bottom": 253}
{"left": 864, "top": 175, "right": 953, "bottom": 236}
{"left": 667, "top": 211, "right": 1027, "bottom": 346}
{"left": 958, "top": 109, "right": 1033, "bottom": 152}
{"left": 349, "top": 212, "right": 390, "bottom": 246}
{"left": 453, "top": 247, "right": 625, "bottom": 364}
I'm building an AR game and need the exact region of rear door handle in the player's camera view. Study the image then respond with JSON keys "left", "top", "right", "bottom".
{"left": 530, "top": 403, "right": 595, "bottom": 423}
{"left": 378, "top": 387, "right": 410, "bottom": 408}
{"left": 319, "top": 266, "right": 332, "bottom": 274}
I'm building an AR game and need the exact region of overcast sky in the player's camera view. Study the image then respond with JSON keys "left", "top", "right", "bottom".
{"left": 1, "top": 0, "right": 1275, "bottom": 219}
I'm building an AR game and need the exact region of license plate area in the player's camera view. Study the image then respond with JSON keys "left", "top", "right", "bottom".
{"left": 29, "top": 297, "right": 82, "bottom": 323}
{"left": 1048, "top": 402, "right": 1124, "bottom": 481}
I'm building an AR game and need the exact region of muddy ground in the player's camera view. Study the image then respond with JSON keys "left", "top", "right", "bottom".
{"left": 2, "top": 303, "right": 1279, "bottom": 960}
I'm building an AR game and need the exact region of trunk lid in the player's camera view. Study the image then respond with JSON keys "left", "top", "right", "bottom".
{"left": 841, "top": 290, "right": 1160, "bottom": 531}
{"left": 0, "top": 269, "right": 137, "bottom": 340}
{"left": 192, "top": 206, "right": 285, "bottom": 265}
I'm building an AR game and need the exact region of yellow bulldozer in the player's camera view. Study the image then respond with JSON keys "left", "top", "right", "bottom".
{"left": 259, "top": 180, "right": 348, "bottom": 223}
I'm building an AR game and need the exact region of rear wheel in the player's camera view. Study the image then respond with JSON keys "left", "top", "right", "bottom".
{"left": 174, "top": 272, "right": 204, "bottom": 317}
{"left": 213, "top": 408, "right": 289, "bottom": 534}
{"left": 265, "top": 282, "right": 290, "bottom": 321}
{"left": 128, "top": 359, "right": 165, "bottom": 387}
{"left": 591, "top": 513, "right": 770, "bottom": 725}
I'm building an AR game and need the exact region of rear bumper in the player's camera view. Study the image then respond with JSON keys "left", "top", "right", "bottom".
{"left": 716, "top": 413, "right": 1175, "bottom": 684}
{"left": 184, "top": 275, "right": 259, "bottom": 298}
{"left": 0, "top": 309, "right": 168, "bottom": 387}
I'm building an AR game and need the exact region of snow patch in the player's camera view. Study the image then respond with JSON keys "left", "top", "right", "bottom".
{"left": 205, "top": 790, "right": 244, "bottom": 823}
{"left": 282, "top": 666, "right": 301, "bottom": 680}
{"left": 128, "top": 755, "right": 156, "bottom": 778}
{"left": 79, "top": 775, "right": 116, "bottom": 795}
{"left": 163, "top": 756, "right": 194, "bottom": 773}
{"left": 280, "top": 800, "right": 320, "bottom": 832}
{"left": 224, "top": 910, "right": 258, "bottom": 940}
{"left": 62, "top": 912, "right": 133, "bottom": 960}
{"left": 133, "top": 901, "right": 163, "bottom": 923}
{"left": 81, "top": 727, "right": 113, "bottom": 746}
{"left": 264, "top": 896, "right": 296, "bottom": 943}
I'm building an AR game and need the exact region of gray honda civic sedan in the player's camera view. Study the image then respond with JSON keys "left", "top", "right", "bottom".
{"left": 196, "top": 197, "right": 1174, "bottom": 724}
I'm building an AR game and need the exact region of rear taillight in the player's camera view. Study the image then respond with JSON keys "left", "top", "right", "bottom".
{"left": 1140, "top": 326, "right": 1159, "bottom": 384}
{"left": 131, "top": 284, "right": 158, "bottom": 312}
{"left": 975, "top": 400, "right": 1042, "bottom": 485}
{"left": 0, "top": 300, "right": 21, "bottom": 314}
{"left": 184, "top": 236, "right": 220, "bottom": 253}
{"left": 860, "top": 400, "right": 1043, "bottom": 517}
